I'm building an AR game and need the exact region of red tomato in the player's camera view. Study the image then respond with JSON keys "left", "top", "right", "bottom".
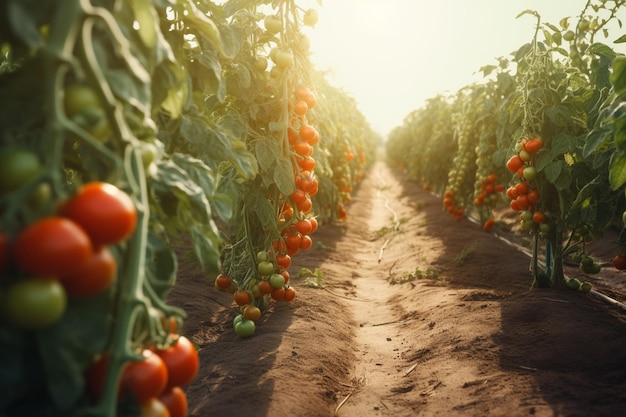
{"left": 153, "top": 336, "right": 199, "bottom": 389}
{"left": 14, "top": 217, "right": 92, "bottom": 277}
{"left": 276, "top": 254, "right": 291, "bottom": 270}
{"left": 214, "top": 273, "right": 231, "bottom": 290}
{"left": 159, "top": 387, "right": 188, "bottom": 417}
{"left": 299, "top": 125, "right": 319, "bottom": 146}
{"left": 295, "top": 219, "right": 312, "bottom": 235}
{"left": 140, "top": 397, "right": 171, "bottom": 417}
{"left": 523, "top": 138, "right": 543, "bottom": 154}
{"left": 506, "top": 155, "right": 524, "bottom": 173}
{"left": 308, "top": 217, "right": 319, "bottom": 234}
{"left": 483, "top": 218, "right": 496, "bottom": 232}
{"left": 119, "top": 350, "right": 169, "bottom": 403}
{"left": 613, "top": 254, "right": 626, "bottom": 270}
{"left": 60, "top": 246, "right": 116, "bottom": 297}
{"left": 283, "top": 286, "right": 296, "bottom": 302}
{"left": 61, "top": 182, "right": 137, "bottom": 246}
{"left": 300, "top": 235, "right": 313, "bottom": 250}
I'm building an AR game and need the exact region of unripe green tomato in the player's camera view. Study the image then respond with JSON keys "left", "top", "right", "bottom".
{"left": 264, "top": 15, "right": 282, "bottom": 34}
{"left": 234, "top": 319, "right": 256, "bottom": 338}
{"left": 563, "top": 30, "right": 575, "bottom": 41}
{"left": 257, "top": 251, "right": 269, "bottom": 263}
{"left": 269, "top": 273, "right": 286, "bottom": 289}
{"left": 0, "top": 149, "right": 42, "bottom": 195}
{"left": 303, "top": 9, "right": 319, "bottom": 27}
{"left": 519, "top": 149, "right": 532, "bottom": 162}
{"left": 233, "top": 313, "right": 243, "bottom": 328}
{"left": 258, "top": 260, "right": 275, "bottom": 276}
{"left": 5, "top": 278, "right": 67, "bottom": 329}
{"left": 523, "top": 166, "right": 537, "bottom": 181}
{"left": 622, "top": 210, "right": 626, "bottom": 226}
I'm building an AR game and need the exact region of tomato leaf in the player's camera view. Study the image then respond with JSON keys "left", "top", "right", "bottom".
{"left": 609, "top": 150, "right": 626, "bottom": 189}
{"left": 273, "top": 158, "right": 296, "bottom": 196}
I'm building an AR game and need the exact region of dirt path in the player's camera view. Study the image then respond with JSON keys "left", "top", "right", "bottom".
{"left": 169, "top": 159, "right": 626, "bottom": 417}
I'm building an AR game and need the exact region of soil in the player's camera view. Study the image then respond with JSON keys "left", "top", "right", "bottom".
{"left": 167, "top": 157, "right": 626, "bottom": 417}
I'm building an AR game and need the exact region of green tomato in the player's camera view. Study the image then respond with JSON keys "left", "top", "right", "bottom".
{"left": 520, "top": 210, "right": 533, "bottom": 222}
{"left": 565, "top": 278, "right": 582, "bottom": 291}
{"left": 522, "top": 166, "right": 537, "bottom": 181}
{"left": 519, "top": 149, "right": 532, "bottom": 162}
{"left": 622, "top": 210, "right": 626, "bottom": 227}
{"left": 257, "top": 261, "right": 274, "bottom": 276}
{"left": 234, "top": 319, "right": 256, "bottom": 338}
{"left": 5, "top": 278, "right": 67, "bottom": 329}
{"left": 233, "top": 313, "right": 244, "bottom": 328}
{"left": 303, "top": 9, "right": 319, "bottom": 27}
{"left": 269, "top": 273, "right": 286, "bottom": 289}
{"left": 256, "top": 251, "right": 269, "bottom": 263}
{"left": 264, "top": 15, "right": 282, "bottom": 34}
{"left": 64, "top": 84, "right": 103, "bottom": 118}
{"left": 27, "top": 182, "right": 52, "bottom": 209}
{"left": 0, "top": 149, "right": 42, "bottom": 195}
{"left": 273, "top": 51, "right": 294, "bottom": 69}
{"left": 580, "top": 255, "right": 594, "bottom": 268}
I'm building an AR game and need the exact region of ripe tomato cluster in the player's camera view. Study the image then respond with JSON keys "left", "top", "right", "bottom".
{"left": 442, "top": 189, "right": 465, "bottom": 221}
{"left": 505, "top": 137, "right": 549, "bottom": 232}
{"left": 473, "top": 173, "right": 505, "bottom": 231}
{"left": 2, "top": 182, "right": 136, "bottom": 329}
{"left": 86, "top": 335, "right": 198, "bottom": 417}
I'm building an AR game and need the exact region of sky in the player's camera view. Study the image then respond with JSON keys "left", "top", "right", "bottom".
{"left": 302, "top": 0, "right": 626, "bottom": 137}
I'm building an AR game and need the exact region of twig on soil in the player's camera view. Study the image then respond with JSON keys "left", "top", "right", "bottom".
{"left": 372, "top": 319, "right": 403, "bottom": 327}
{"left": 404, "top": 363, "right": 418, "bottom": 376}
{"left": 378, "top": 238, "right": 391, "bottom": 263}
{"left": 333, "top": 393, "right": 353, "bottom": 416}
{"left": 518, "top": 365, "right": 539, "bottom": 371}
{"left": 540, "top": 297, "right": 571, "bottom": 304}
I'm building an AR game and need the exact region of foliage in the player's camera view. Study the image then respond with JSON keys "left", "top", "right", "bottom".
{"left": 387, "top": 0, "right": 626, "bottom": 288}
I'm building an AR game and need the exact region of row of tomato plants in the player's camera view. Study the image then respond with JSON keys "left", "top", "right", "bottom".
{"left": 0, "top": 0, "right": 377, "bottom": 416}
{"left": 387, "top": 0, "right": 626, "bottom": 290}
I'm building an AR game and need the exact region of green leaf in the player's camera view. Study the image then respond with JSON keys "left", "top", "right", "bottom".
{"left": 254, "top": 139, "right": 280, "bottom": 172}
{"left": 250, "top": 193, "right": 276, "bottom": 232}
{"left": 544, "top": 160, "right": 563, "bottom": 183}
{"left": 610, "top": 56, "right": 626, "bottom": 95}
{"left": 609, "top": 150, "right": 626, "bottom": 190}
{"left": 273, "top": 158, "right": 295, "bottom": 196}
{"left": 129, "top": 0, "right": 157, "bottom": 49}
{"left": 615, "top": 34, "right": 626, "bottom": 43}
{"left": 589, "top": 42, "right": 617, "bottom": 59}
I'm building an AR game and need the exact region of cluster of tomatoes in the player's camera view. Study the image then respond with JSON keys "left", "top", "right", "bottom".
{"left": 1, "top": 181, "right": 136, "bottom": 329}
{"left": 442, "top": 189, "right": 465, "bottom": 222}
{"left": 505, "top": 137, "right": 549, "bottom": 232}
{"left": 86, "top": 334, "right": 199, "bottom": 417}
{"left": 473, "top": 173, "right": 505, "bottom": 231}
